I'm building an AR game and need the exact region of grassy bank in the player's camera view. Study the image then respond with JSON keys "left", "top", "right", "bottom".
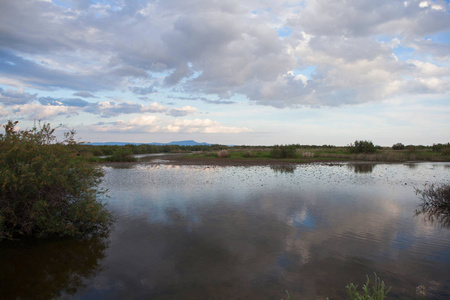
{"left": 76, "top": 141, "right": 450, "bottom": 164}
{"left": 179, "top": 145, "right": 450, "bottom": 164}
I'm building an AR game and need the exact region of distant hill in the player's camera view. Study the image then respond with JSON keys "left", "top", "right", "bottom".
{"left": 86, "top": 140, "right": 212, "bottom": 146}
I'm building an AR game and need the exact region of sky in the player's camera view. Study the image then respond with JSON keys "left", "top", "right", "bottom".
{"left": 0, "top": 0, "right": 449, "bottom": 146}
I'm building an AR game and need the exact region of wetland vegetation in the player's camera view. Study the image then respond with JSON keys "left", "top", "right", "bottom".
{"left": 0, "top": 121, "right": 113, "bottom": 240}
{"left": 79, "top": 141, "right": 450, "bottom": 164}
{"left": 1, "top": 121, "right": 449, "bottom": 299}
{"left": 415, "top": 182, "right": 450, "bottom": 227}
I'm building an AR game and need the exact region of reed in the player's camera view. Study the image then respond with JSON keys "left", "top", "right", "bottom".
{"left": 217, "top": 149, "right": 230, "bottom": 158}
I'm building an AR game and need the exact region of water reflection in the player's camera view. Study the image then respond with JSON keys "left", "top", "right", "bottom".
{"left": 2, "top": 163, "right": 450, "bottom": 299}
{"left": 415, "top": 183, "right": 450, "bottom": 228}
{"left": 0, "top": 233, "right": 109, "bottom": 300}
{"left": 270, "top": 165, "right": 296, "bottom": 173}
{"left": 415, "top": 206, "right": 450, "bottom": 227}
{"left": 405, "top": 163, "right": 418, "bottom": 170}
{"left": 81, "top": 163, "right": 450, "bottom": 299}
{"left": 347, "top": 163, "right": 376, "bottom": 174}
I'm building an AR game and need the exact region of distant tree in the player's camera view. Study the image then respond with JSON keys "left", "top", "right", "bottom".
{"left": 0, "top": 121, "right": 113, "bottom": 240}
{"left": 348, "top": 140, "right": 376, "bottom": 154}
{"left": 392, "top": 143, "right": 405, "bottom": 150}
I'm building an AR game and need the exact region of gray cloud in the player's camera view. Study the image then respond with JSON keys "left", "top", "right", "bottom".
{"left": 0, "top": 50, "right": 119, "bottom": 91}
{"left": 167, "top": 106, "right": 197, "bottom": 117}
{"left": 82, "top": 101, "right": 198, "bottom": 118}
{"left": 0, "top": 0, "right": 449, "bottom": 108}
{"left": 167, "top": 95, "right": 235, "bottom": 105}
{"left": 129, "top": 85, "right": 158, "bottom": 95}
{"left": 0, "top": 88, "right": 37, "bottom": 105}
{"left": 73, "top": 91, "right": 97, "bottom": 98}
{"left": 290, "top": 0, "right": 450, "bottom": 38}
{"left": 0, "top": 87, "right": 198, "bottom": 119}
{"left": 38, "top": 97, "right": 90, "bottom": 108}
{"left": 84, "top": 102, "right": 155, "bottom": 118}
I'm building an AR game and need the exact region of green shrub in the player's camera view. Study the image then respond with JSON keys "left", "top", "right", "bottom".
{"left": 348, "top": 140, "right": 376, "bottom": 154}
{"left": 104, "top": 146, "right": 137, "bottom": 162}
{"left": 270, "top": 145, "right": 297, "bottom": 159}
{"left": 0, "top": 121, "right": 113, "bottom": 240}
{"left": 392, "top": 143, "right": 405, "bottom": 150}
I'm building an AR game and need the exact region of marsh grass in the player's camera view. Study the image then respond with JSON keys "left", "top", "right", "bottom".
{"left": 217, "top": 149, "right": 230, "bottom": 158}
{"left": 183, "top": 145, "right": 449, "bottom": 163}
{"left": 301, "top": 151, "right": 315, "bottom": 157}
{"left": 284, "top": 273, "right": 391, "bottom": 300}
{"left": 345, "top": 273, "right": 391, "bottom": 300}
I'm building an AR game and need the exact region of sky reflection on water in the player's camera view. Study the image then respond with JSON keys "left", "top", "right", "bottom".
{"left": 1, "top": 163, "right": 449, "bottom": 299}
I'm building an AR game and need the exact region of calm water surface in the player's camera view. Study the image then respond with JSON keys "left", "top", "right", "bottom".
{"left": 1, "top": 162, "right": 450, "bottom": 299}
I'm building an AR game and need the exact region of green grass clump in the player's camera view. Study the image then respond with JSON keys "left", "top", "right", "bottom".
{"left": 285, "top": 273, "right": 391, "bottom": 300}
{"left": 270, "top": 145, "right": 297, "bottom": 159}
{"left": 345, "top": 273, "right": 391, "bottom": 300}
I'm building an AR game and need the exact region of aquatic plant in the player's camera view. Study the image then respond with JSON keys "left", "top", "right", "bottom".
{"left": 285, "top": 273, "right": 391, "bottom": 300}
{"left": 0, "top": 121, "right": 113, "bottom": 240}
{"left": 345, "top": 273, "right": 391, "bottom": 300}
{"left": 415, "top": 182, "right": 450, "bottom": 227}
{"left": 281, "top": 290, "right": 290, "bottom": 300}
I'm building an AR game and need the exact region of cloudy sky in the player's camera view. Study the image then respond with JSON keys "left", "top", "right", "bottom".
{"left": 0, "top": 0, "right": 449, "bottom": 146}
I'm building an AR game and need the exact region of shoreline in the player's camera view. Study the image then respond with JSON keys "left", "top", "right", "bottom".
{"left": 99, "top": 154, "right": 445, "bottom": 168}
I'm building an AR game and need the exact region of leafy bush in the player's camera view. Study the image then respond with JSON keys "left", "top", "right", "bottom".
{"left": 348, "top": 140, "right": 376, "bottom": 154}
{"left": 0, "top": 121, "right": 113, "bottom": 240}
{"left": 392, "top": 143, "right": 405, "bottom": 150}
{"left": 270, "top": 145, "right": 297, "bottom": 159}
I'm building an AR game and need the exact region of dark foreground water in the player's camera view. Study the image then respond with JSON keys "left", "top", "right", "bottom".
{"left": 1, "top": 162, "right": 450, "bottom": 299}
